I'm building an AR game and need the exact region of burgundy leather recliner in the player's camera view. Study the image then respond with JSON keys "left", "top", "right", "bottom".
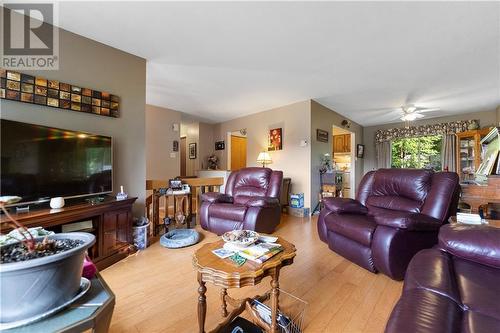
{"left": 200, "top": 167, "right": 283, "bottom": 235}
{"left": 386, "top": 224, "right": 500, "bottom": 333}
{"left": 317, "top": 168, "right": 460, "bottom": 280}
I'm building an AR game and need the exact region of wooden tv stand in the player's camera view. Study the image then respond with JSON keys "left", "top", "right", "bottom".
{"left": 1, "top": 196, "right": 137, "bottom": 270}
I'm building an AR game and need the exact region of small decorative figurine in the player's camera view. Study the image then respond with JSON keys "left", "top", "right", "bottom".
{"left": 116, "top": 186, "right": 128, "bottom": 200}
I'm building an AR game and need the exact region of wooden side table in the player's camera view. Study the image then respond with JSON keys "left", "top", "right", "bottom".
{"left": 152, "top": 190, "right": 192, "bottom": 236}
{"left": 2, "top": 273, "right": 114, "bottom": 333}
{"left": 192, "top": 237, "right": 296, "bottom": 333}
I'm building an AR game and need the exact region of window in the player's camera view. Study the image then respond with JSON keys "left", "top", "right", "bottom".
{"left": 391, "top": 135, "right": 442, "bottom": 171}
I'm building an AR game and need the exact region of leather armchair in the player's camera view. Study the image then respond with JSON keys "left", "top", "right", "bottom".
{"left": 318, "top": 168, "right": 460, "bottom": 280}
{"left": 200, "top": 167, "right": 283, "bottom": 235}
{"left": 386, "top": 224, "right": 500, "bottom": 333}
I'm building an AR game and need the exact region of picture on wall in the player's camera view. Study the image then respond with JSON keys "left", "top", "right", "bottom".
{"left": 357, "top": 144, "right": 365, "bottom": 158}
{"left": 173, "top": 140, "right": 179, "bottom": 152}
{"left": 189, "top": 143, "right": 197, "bottom": 159}
{"left": 316, "top": 129, "right": 329, "bottom": 142}
{"left": 0, "top": 68, "right": 120, "bottom": 118}
{"left": 268, "top": 128, "right": 283, "bottom": 151}
{"left": 215, "top": 141, "right": 225, "bottom": 150}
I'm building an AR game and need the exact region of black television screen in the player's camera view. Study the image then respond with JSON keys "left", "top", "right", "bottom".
{"left": 1, "top": 119, "right": 112, "bottom": 206}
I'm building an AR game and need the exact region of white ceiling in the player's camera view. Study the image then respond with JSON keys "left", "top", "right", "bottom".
{"left": 55, "top": 1, "right": 500, "bottom": 126}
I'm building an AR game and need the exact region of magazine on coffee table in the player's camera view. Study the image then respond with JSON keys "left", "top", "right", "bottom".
{"left": 213, "top": 241, "right": 283, "bottom": 264}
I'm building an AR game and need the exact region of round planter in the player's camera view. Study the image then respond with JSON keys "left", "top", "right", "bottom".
{"left": 0, "top": 232, "right": 95, "bottom": 323}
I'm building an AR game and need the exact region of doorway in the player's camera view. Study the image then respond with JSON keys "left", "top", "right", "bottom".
{"left": 180, "top": 136, "right": 187, "bottom": 177}
{"left": 332, "top": 125, "right": 355, "bottom": 198}
{"left": 230, "top": 131, "right": 247, "bottom": 171}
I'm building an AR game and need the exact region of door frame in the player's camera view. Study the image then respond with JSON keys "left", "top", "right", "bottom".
{"left": 332, "top": 125, "right": 356, "bottom": 198}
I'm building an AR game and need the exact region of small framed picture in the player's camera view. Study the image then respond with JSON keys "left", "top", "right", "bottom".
{"left": 173, "top": 140, "right": 179, "bottom": 152}
{"left": 316, "top": 129, "right": 329, "bottom": 142}
{"left": 356, "top": 144, "right": 365, "bottom": 158}
{"left": 189, "top": 143, "right": 197, "bottom": 159}
{"left": 215, "top": 141, "right": 225, "bottom": 150}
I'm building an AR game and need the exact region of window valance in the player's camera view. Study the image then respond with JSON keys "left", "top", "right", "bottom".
{"left": 375, "top": 119, "right": 478, "bottom": 143}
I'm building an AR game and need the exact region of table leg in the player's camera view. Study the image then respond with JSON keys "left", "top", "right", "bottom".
{"left": 220, "top": 288, "right": 228, "bottom": 317}
{"left": 197, "top": 274, "right": 207, "bottom": 333}
{"left": 270, "top": 268, "right": 280, "bottom": 333}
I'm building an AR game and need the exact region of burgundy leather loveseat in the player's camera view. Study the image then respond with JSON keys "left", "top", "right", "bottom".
{"left": 200, "top": 167, "right": 283, "bottom": 235}
{"left": 318, "top": 168, "right": 460, "bottom": 280}
{"left": 386, "top": 224, "right": 500, "bottom": 333}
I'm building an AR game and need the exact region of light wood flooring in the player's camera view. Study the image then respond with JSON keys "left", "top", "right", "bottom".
{"left": 101, "top": 214, "right": 403, "bottom": 333}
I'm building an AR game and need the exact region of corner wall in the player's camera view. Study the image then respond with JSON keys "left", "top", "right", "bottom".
{"left": 310, "top": 100, "right": 364, "bottom": 209}
{"left": 363, "top": 110, "right": 499, "bottom": 173}
{"left": 1, "top": 26, "right": 147, "bottom": 215}
{"left": 213, "top": 101, "right": 312, "bottom": 207}
{"left": 146, "top": 104, "right": 181, "bottom": 180}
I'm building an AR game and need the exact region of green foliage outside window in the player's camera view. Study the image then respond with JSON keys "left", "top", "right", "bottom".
{"left": 391, "top": 135, "right": 442, "bottom": 171}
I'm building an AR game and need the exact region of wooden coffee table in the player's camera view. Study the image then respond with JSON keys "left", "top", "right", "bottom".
{"left": 192, "top": 237, "right": 296, "bottom": 333}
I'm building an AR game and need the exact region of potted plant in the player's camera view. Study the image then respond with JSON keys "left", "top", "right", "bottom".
{"left": 0, "top": 203, "right": 95, "bottom": 324}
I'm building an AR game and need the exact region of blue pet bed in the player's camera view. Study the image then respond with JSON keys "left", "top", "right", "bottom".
{"left": 160, "top": 229, "right": 200, "bottom": 249}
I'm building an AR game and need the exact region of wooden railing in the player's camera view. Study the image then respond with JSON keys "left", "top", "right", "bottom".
{"left": 145, "top": 177, "right": 224, "bottom": 227}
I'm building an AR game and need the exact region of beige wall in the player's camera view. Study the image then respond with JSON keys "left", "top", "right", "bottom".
{"left": 198, "top": 122, "right": 216, "bottom": 170}
{"left": 310, "top": 100, "right": 364, "bottom": 209}
{"left": 1, "top": 26, "right": 147, "bottom": 215}
{"left": 146, "top": 104, "right": 181, "bottom": 180}
{"left": 362, "top": 110, "right": 499, "bottom": 173}
{"left": 213, "top": 101, "right": 312, "bottom": 207}
{"left": 181, "top": 122, "right": 200, "bottom": 176}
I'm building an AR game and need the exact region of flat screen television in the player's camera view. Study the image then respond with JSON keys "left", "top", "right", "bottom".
{"left": 1, "top": 119, "right": 112, "bottom": 207}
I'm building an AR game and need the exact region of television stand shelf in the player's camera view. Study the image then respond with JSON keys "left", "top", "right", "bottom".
{"left": 1, "top": 196, "right": 137, "bottom": 270}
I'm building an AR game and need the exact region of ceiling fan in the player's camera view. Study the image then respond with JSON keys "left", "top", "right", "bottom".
{"left": 400, "top": 104, "right": 440, "bottom": 122}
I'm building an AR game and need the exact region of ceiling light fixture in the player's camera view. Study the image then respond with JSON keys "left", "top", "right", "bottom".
{"left": 403, "top": 104, "right": 417, "bottom": 113}
{"left": 400, "top": 113, "right": 418, "bottom": 121}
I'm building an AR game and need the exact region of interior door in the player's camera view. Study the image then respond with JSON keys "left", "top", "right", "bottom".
{"left": 180, "top": 137, "right": 186, "bottom": 177}
{"left": 231, "top": 135, "right": 247, "bottom": 170}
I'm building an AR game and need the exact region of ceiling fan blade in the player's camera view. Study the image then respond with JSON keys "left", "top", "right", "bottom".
{"left": 414, "top": 113, "right": 425, "bottom": 118}
{"left": 416, "top": 108, "right": 440, "bottom": 113}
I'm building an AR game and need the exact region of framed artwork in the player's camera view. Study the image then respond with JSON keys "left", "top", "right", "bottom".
{"left": 316, "top": 129, "right": 329, "bottom": 143}
{"left": 189, "top": 143, "right": 197, "bottom": 159}
{"left": 356, "top": 144, "right": 365, "bottom": 158}
{"left": 173, "top": 140, "right": 179, "bottom": 152}
{"left": 0, "top": 68, "right": 120, "bottom": 118}
{"left": 268, "top": 128, "right": 283, "bottom": 151}
{"left": 215, "top": 141, "right": 225, "bottom": 150}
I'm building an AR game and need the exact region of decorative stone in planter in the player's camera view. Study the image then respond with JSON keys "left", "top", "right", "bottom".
{"left": 0, "top": 232, "right": 95, "bottom": 324}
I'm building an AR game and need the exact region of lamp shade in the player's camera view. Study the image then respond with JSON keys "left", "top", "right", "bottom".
{"left": 257, "top": 151, "right": 272, "bottom": 166}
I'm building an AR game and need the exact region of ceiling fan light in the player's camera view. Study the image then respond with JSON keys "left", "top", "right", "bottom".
{"left": 401, "top": 113, "right": 419, "bottom": 121}
{"left": 402, "top": 104, "right": 417, "bottom": 113}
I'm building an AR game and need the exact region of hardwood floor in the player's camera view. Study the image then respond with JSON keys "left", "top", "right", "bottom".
{"left": 101, "top": 214, "right": 403, "bottom": 333}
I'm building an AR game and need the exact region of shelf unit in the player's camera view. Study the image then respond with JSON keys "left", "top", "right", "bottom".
{"left": 455, "top": 128, "right": 491, "bottom": 182}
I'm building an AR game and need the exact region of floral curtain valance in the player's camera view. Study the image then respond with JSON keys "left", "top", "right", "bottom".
{"left": 375, "top": 119, "right": 479, "bottom": 143}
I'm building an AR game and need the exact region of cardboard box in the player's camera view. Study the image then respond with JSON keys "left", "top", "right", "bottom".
{"left": 290, "top": 193, "right": 304, "bottom": 208}
{"left": 287, "top": 207, "right": 310, "bottom": 217}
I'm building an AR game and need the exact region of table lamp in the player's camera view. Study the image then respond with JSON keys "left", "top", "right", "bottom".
{"left": 257, "top": 151, "right": 272, "bottom": 167}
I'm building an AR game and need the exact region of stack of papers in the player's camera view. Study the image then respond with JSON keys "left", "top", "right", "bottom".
{"left": 456, "top": 213, "right": 483, "bottom": 225}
